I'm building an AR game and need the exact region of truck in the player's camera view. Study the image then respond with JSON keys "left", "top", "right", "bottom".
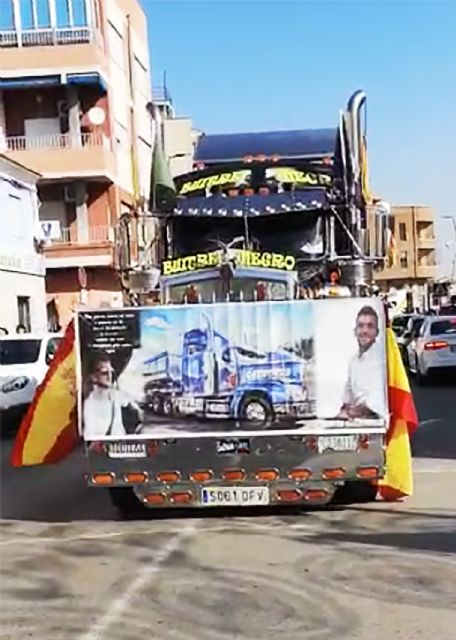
{"left": 142, "top": 309, "right": 313, "bottom": 425}
{"left": 77, "top": 90, "right": 393, "bottom": 516}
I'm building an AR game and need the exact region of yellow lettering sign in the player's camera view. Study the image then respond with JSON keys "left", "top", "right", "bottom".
{"left": 179, "top": 170, "right": 251, "bottom": 195}
{"left": 266, "top": 167, "right": 331, "bottom": 187}
{"left": 161, "top": 249, "right": 296, "bottom": 275}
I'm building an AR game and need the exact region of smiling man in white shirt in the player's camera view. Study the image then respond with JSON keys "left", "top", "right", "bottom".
{"left": 337, "top": 305, "right": 386, "bottom": 420}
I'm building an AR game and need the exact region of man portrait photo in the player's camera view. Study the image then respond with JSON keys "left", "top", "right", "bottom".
{"left": 337, "top": 305, "right": 386, "bottom": 420}
{"left": 83, "top": 352, "right": 142, "bottom": 438}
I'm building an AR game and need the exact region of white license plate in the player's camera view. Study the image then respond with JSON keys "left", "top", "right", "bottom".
{"left": 201, "top": 486, "right": 270, "bottom": 507}
{"left": 317, "top": 435, "right": 358, "bottom": 454}
{"left": 107, "top": 442, "right": 147, "bottom": 458}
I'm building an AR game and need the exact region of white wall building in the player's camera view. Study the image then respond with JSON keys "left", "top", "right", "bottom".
{"left": 0, "top": 154, "right": 46, "bottom": 334}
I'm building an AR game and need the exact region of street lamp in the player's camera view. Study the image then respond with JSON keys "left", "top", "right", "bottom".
{"left": 442, "top": 216, "right": 456, "bottom": 281}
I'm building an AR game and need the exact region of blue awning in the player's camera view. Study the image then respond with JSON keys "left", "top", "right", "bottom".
{"left": 66, "top": 72, "right": 107, "bottom": 92}
{"left": 0, "top": 72, "right": 107, "bottom": 92}
{"left": 0, "top": 75, "right": 61, "bottom": 89}
{"left": 195, "top": 128, "right": 338, "bottom": 164}
{"left": 173, "top": 189, "right": 327, "bottom": 217}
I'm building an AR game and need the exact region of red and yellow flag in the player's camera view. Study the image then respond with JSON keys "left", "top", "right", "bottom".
{"left": 377, "top": 327, "right": 418, "bottom": 500}
{"left": 11, "top": 320, "right": 79, "bottom": 467}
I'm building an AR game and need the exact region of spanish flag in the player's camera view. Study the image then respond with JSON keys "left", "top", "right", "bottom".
{"left": 11, "top": 320, "right": 79, "bottom": 466}
{"left": 378, "top": 327, "right": 418, "bottom": 500}
{"left": 386, "top": 227, "right": 397, "bottom": 268}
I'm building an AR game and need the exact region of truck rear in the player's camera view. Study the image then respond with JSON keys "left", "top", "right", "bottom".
{"left": 78, "top": 295, "right": 388, "bottom": 514}
{"left": 79, "top": 90, "right": 393, "bottom": 515}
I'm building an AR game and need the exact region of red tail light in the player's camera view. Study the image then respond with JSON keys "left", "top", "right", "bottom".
{"left": 424, "top": 340, "right": 448, "bottom": 351}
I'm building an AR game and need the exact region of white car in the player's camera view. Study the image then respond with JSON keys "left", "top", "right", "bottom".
{"left": 407, "top": 316, "right": 456, "bottom": 383}
{"left": 0, "top": 333, "right": 62, "bottom": 426}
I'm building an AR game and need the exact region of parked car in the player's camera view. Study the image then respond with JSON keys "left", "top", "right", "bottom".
{"left": 0, "top": 333, "right": 62, "bottom": 429}
{"left": 396, "top": 315, "right": 425, "bottom": 366}
{"left": 391, "top": 314, "right": 423, "bottom": 365}
{"left": 407, "top": 316, "right": 456, "bottom": 384}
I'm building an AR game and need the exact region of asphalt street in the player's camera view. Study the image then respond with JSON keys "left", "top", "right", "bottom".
{"left": 0, "top": 378, "right": 455, "bottom": 640}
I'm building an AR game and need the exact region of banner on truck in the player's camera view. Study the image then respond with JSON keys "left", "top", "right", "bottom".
{"left": 76, "top": 299, "right": 388, "bottom": 439}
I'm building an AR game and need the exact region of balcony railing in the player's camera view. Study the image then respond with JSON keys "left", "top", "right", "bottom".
{"left": 0, "top": 27, "right": 102, "bottom": 48}
{"left": 48, "top": 226, "right": 113, "bottom": 246}
{"left": 6, "top": 131, "right": 109, "bottom": 152}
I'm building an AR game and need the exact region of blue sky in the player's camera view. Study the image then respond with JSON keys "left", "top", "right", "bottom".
{"left": 145, "top": 0, "right": 456, "bottom": 274}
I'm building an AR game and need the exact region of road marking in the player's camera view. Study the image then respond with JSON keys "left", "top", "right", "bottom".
{"left": 78, "top": 521, "right": 197, "bottom": 640}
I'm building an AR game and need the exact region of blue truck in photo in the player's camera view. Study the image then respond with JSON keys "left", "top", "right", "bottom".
{"left": 142, "top": 314, "right": 314, "bottom": 427}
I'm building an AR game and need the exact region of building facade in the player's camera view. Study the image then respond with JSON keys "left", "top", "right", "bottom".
{"left": 0, "top": 0, "right": 153, "bottom": 328}
{"left": 154, "top": 84, "right": 199, "bottom": 178}
{"left": 374, "top": 205, "right": 437, "bottom": 311}
{"left": 0, "top": 154, "right": 46, "bottom": 334}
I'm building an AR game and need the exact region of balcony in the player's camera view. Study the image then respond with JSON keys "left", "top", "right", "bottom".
{"left": 5, "top": 132, "right": 116, "bottom": 181}
{"left": 416, "top": 264, "right": 436, "bottom": 279}
{"left": 44, "top": 225, "right": 116, "bottom": 269}
{"left": 0, "top": 26, "right": 102, "bottom": 48}
{"left": 416, "top": 236, "right": 436, "bottom": 250}
{"left": 0, "top": 26, "right": 107, "bottom": 76}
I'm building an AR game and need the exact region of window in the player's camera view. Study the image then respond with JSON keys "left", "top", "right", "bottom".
{"left": 17, "top": 296, "right": 31, "bottom": 331}
{"left": 0, "top": 339, "right": 41, "bottom": 365}
{"left": 430, "top": 319, "right": 456, "bottom": 336}
{"left": 400, "top": 251, "right": 408, "bottom": 269}
{"left": 399, "top": 223, "right": 407, "bottom": 241}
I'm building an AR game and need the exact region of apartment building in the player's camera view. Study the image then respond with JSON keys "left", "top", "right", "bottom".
{"left": 0, "top": 0, "right": 153, "bottom": 328}
{"left": 374, "top": 205, "right": 437, "bottom": 310}
{"left": 0, "top": 153, "right": 46, "bottom": 334}
{"left": 154, "top": 83, "right": 199, "bottom": 177}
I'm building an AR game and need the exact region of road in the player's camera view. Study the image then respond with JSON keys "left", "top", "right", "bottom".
{"left": 0, "top": 379, "right": 455, "bottom": 640}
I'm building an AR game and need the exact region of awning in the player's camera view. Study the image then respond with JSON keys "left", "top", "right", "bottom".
{"left": 0, "top": 75, "right": 61, "bottom": 89}
{"left": 0, "top": 72, "right": 107, "bottom": 92}
{"left": 66, "top": 72, "right": 107, "bottom": 92}
{"left": 195, "top": 128, "right": 338, "bottom": 164}
{"left": 173, "top": 189, "right": 327, "bottom": 217}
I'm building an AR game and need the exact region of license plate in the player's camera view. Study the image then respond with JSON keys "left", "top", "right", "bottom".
{"left": 107, "top": 442, "right": 147, "bottom": 458}
{"left": 201, "top": 486, "right": 270, "bottom": 507}
{"left": 451, "top": 345, "right": 456, "bottom": 353}
{"left": 317, "top": 435, "right": 358, "bottom": 454}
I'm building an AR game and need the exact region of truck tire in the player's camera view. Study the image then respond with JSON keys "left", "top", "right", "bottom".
{"left": 239, "top": 394, "right": 273, "bottom": 428}
{"left": 109, "top": 488, "right": 149, "bottom": 519}
{"left": 332, "top": 481, "right": 378, "bottom": 505}
{"left": 151, "top": 394, "right": 163, "bottom": 415}
{"left": 162, "top": 397, "right": 174, "bottom": 417}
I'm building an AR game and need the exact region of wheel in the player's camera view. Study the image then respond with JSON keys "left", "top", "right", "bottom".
{"left": 401, "top": 346, "right": 409, "bottom": 369}
{"left": 151, "top": 394, "right": 163, "bottom": 415}
{"left": 162, "top": 397, "right": 174, "bottom": 417}
{"left": 109, "top": 488, "right": 149, "bottom": 519}
{"left": 415, "top": 356, "right": 428, "bottom": 386}
{"left": 332, "top": 481, "right": 378, "bottom": 505}
{"left": 239, "top": 395, "right": 273, "bottom": 428}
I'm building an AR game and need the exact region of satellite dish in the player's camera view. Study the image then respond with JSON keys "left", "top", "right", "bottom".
{"left": 87, "top": 107, "right": 106, "bottom": 126}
